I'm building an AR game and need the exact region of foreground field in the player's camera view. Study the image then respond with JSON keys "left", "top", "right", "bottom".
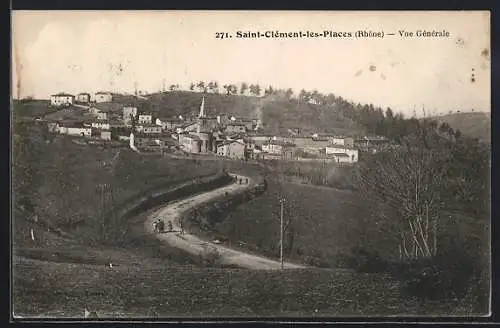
{"left": 13, "top": 255, "right": 465, "bottom": 318}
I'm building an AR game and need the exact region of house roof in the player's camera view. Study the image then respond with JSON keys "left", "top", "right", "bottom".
{"left": 140, "top": 124, "right": 162, "bottom": 128}
{"left": 95, "top": 92, "right": 112, "bottom": 95}
{"left": 331, "top": 153, "right": 350, "bottom": 157}
{"left": 358, "top": 136, "right": 388, "bottom": 141}
{"left": 60, "top": 122, "right": 88, "bottom": 128}
{"left": 179, "top": 122, "right": 198, "bottom": 129}
{"left": 77, "top": 92, "right": 91, "bottom": 96}
{"left": 219, "top": 140, "right": 245, "bottom": 146}
{"left": 264, "top": 140, "right": 296, "bottom": 147}
{"left": 52, "top": 93, "right": 74, "bottom": 97}
{"left": 182, "top": 133, "right": 202, "bottom": 141}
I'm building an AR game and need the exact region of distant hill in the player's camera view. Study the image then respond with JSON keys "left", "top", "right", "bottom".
{"left": 433, "top": 112, "right": 491, "bottom": 143}
{"left": 142, "top": 91, "right": 366, "bottom": 136}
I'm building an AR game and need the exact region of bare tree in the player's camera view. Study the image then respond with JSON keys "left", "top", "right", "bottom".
{"left": 354, "top": 147, "right": 447, "bottom": 261}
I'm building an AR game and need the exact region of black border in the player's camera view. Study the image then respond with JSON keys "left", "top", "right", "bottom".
{"left": 7, "top": 0, "right": 499, "bottom": 326}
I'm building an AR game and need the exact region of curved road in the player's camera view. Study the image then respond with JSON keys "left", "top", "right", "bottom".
{"left": 144, "top": 174, "right": 306, "bottom": 270}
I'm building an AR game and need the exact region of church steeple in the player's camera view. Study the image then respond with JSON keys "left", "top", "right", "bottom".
{"left": 199, "top": 96, "right": 205, "bottom": 118}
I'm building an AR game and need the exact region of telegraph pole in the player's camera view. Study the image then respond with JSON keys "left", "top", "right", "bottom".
{"left": 280, "top": 197, "right": 285, "bottom": 270}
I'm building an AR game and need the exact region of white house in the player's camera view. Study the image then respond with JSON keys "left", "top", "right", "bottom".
{"left": 58, "top": 124, "right": 92, "bottom": 137}
{"left": 138, "top": 114, "right": 153, "bottom": 124}
{"left": 178, "top": 133, "right": 202, "bottom": 153}
{"left": 50, "top": 93, "right": 74, "bottom": 107}
{"left": 136, "top": 124, "right": 162, "bottom": 134}
{"left": 100, "top": 130, "right": 112, "bottom": 140}
{"left": 325, "top": 145, "right": 358, "bottom": 163}
{"left": 155, "top": 118, "right": 167, "bottom": 129}
{"left": 91, "top": 122, "right": 111, "bottom": 130}
{"left": 262, "top": 140, "right": 295, "bottom": 155}
{"left": 97, "top": 112, "right": 107, "bottom": 120}
{"left": 94, "top": 92, "right": 113, "bottom": 103}
{"left": 123, "top": 107, "right": 138, "bottom": 126}
{"left": 217, "top": 140, "right": 246, "bottom": 159}
{"left": 76, "top": 93, "right": 91, "bottom": 103}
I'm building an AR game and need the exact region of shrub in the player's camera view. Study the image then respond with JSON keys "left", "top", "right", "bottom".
{"left": 199, "top": 246, "right": 221, "bottom": 267}
{"left": 345, "top": 246, "right": 388, "bottom": 273}
{"left": 396, "top": 246, "right": 479, "bottom": 300}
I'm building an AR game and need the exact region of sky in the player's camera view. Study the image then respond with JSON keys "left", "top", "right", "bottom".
{"left": 12, "top": 11, "right": 490, "bottom": 116}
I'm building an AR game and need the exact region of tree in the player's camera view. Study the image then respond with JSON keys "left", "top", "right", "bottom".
{"left": 354, "top": 147, "right": 448, "bottom": 260}
{"left": 189, "top": 82, "right": 195, "bottom": 91}
{"left": 285, "top": 88, "right": 293, "bottom": 100}
{"left": 299, "top": 89, "right": 311, "bottom": 102}
{"left": 196, "top": 81, "right": 206, "bottom": 93}
{"left": 386, "top": 107, "right": 394, "bottom": 120}
{"left": 240, "top": 82, "right": 249, "bottom": 95}
{"left": 230, "top": 84, "right": 238, "bottom": 95}
{"left": 264, "top": 85, "right": 275, "bottom": 96}
{"left": 207, "top": 81, "right": 214, "bottom": 93}
{"left": 249, "top": 84, "right": 261, "bottom": 96}
{"left": 169, "top": 84, "right": 178, "bottom": 91}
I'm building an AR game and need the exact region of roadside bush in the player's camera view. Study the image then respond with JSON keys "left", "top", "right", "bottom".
{"left": 395, "top": 245, "right": 479, "bottom": 300}
{"left": 344, "top": 246, "right": 388, "bottom": 273}
{"left": 199, "top": 245, "right": 221, "bottom": 267}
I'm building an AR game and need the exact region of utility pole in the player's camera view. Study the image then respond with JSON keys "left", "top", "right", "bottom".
{"left": 280, "top": 197, "right": 285, "bottom": 270}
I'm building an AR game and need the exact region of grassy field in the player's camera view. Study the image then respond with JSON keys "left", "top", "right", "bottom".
{"left": 13, "top": 255, "right": 466, "bottom": 318}
{"left": 183, "top": 176, "right": 371, "bottom": 269}
{"left": 12, "top": 99, "right": 56, "bottom": 118}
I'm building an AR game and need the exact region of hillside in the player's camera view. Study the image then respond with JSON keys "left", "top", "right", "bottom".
{"left": 141, "top": 91, "right": 366, "bottom": 136}
{"left": 433, "top": 112, "right": 491, "bottom": 143}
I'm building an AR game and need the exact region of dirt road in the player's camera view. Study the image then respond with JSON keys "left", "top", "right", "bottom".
{"left": 144, "top": 174, "right": 306, "bottom": 270}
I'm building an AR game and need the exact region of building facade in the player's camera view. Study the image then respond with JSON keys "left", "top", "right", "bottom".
{"left": 225, "top": 123, "right": 246, "bottom": 134}
{"left": 217, "top": 140, "right": 246, "bottom": 159}
{"left": 123, "top": 107, "right": 138, "bottom": 126}
{"left": 94, "top": 92, "right": 113, "bottom": 103}
{"left": 91, "top": 122, "right": 110, "bottom": 130}
{"left": 325, "top": 145, "right": 359, "bottom": 163}
{"left": 50, "top": 93, "right": 74, "bottom": 107}
{"left": 76, "top": 93, "right": 91, "bottom": 103}
{"left": 100, "top": 130, "right": 112, "bottom": 140}
{"left": 178, "top": 134, "right": 202, "bottom": 153}
{"left": 138, "top": 114, "right": 153, "bottom": 124}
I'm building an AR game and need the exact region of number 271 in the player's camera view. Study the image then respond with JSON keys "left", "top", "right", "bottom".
{"left": 215, "top": 32, "right": 230, "bottom": 39}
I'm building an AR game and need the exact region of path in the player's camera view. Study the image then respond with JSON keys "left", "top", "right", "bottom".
{"left": 144, "top": 174, "right": 306, "bottom": 270}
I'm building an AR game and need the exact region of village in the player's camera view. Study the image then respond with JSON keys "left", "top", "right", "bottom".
{"left": 44, "top": 91, "right": 391, "bottom": 164}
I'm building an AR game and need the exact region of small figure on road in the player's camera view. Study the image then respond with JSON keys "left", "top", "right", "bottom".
{"left": 167, "top": 220, "right": 173, "bottom": 232}
{"left": 238, "top": 178, "right": 242, "bottom": 184}
{"left": 156, "top": 219, "right": 165, "bottom": 233}
{"left": 180, "top": 219, "right": 185, "bottom": 235}
{"left": 245, "top": 178, "right": 249, "bottom": 184}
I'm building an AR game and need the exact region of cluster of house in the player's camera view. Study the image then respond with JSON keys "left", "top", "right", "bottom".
{"left": 46, "top": 93, "right": 389, "bottom": 163}
{"left": 49, "top": 92, "right": 113, "bottom": 107}
{"left": 170, "top": 98, "right": 389, "bottom": 164}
